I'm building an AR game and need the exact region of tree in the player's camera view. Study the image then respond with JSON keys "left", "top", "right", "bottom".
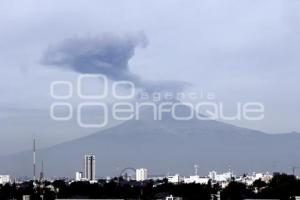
{"left": 221, "top": 181, "right": 253, "bottom": 200}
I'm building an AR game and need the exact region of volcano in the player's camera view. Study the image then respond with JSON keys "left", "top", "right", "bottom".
{"left": 1, "top": 103, "right": 300, "bottom": 178}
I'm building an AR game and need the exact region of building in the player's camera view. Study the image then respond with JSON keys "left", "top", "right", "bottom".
{"left": 183, "top": 175, "right": 209, "bottom": 184}
{"left": 236, "top": 172, "right": 273, "bottom": 186}
{"left": 136, "top": 168, "right": 148, "bottom": 181}
{"left": 208, "top": 171, "right": 234, "bottom": 183}
{"left": 165, "top": 195, "right": 183, "bottom": 200}
{"left": 168, "top": 174, "right": 181, "bottom": 184}
{"left": 75, "top": 172, "right": 83, "bottom": 181}
{"left": 23, "top": 195, "right": 31, "bottom": 200}
{"left": 84, "top": 155, "right": 96, "bottom": 181}
{"left": 208, "top": 171, "right": 217, "bottom": 181}
{"left": 0, "top": 175, "right": 10, "bottom": 185}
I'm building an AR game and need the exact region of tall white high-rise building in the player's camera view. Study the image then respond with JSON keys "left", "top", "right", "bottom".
{"left": 136, "top": 168, "right": 148, "bottom": 181}
{"left": 84, "top": 155, "right": 96, "bottom": 181}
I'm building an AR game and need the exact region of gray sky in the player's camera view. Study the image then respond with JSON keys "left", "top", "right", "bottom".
{"left": 0, "top": 0, "right": 300, "bottom": 154}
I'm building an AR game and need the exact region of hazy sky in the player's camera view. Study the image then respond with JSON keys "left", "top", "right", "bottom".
{"left": 1, "top": 0, "right": 300, "bottom": 154}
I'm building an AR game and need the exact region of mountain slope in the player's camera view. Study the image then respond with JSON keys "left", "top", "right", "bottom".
{"left": 1, "top": 105, "right": 300, "bottom": 178}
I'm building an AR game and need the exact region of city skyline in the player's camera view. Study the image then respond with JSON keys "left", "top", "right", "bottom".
{"left": 1, "top": 0, "right": 300, "bottom": 155}
{"left": 0, "top": 1, "right": 300, "bottom": 199}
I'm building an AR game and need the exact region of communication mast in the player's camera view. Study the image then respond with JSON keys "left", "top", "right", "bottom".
{"left": 194, "top": 165, "right": 198, "bottom": 176}
{"left": 33, "top": 137, "right": 36, "bottom": 182}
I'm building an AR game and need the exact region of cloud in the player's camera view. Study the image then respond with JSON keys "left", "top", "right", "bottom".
{"left": 41, "top": 32, "right": 188, "bottom": 92}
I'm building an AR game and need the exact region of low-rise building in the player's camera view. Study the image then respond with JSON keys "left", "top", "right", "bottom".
{"left": 75, "top": 171, "right": 83, "bottom": 181}
{"left": 183, "top": 175, "right": 209, "bottom": 184}
{"left": 0, "top": 175, "right": 10, "bottom": 185}
{"left": 168, "top": 174, "right": 181, "bottom": 184}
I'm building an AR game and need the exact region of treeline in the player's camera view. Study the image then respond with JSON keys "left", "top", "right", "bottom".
{"left": 1, "top": 174, "right": 300, "bottom": 200}
{"left": 221, "top": 174, "right": 300, "bottom": 200}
